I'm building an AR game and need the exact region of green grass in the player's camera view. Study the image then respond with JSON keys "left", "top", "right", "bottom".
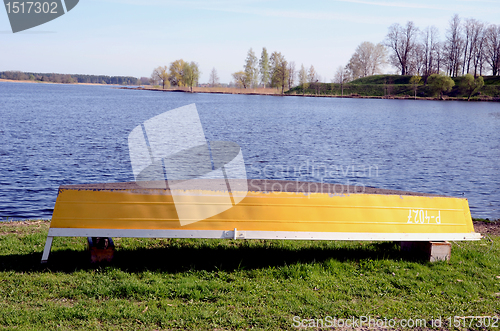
{"left": 349, "top": 75, "right": 414, "bottom": 85}
{"left": 287, "top": 74, "right": 500, "bottom": 99}
{"left": 349, "top": 75, "right": 500, "bottom": 86}
{"left": 482, "top": 76, "right": 500, "bottom": 86}
{"left": 0, "top": 221, "right": 499, "bottom": 330}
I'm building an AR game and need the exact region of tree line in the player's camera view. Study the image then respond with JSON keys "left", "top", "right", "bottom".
{"left": 150, "top": 49, "right": 320, "bottom": 94}
{"left": 229, "top": 47, "right": 321, "bottom": 94}
{"left": 223, "top": 15, "right": 499, "bottom": 96}
{"left": 321, "top": 14, "right": 500, "bottom": 99}
{"left": 338, "top": 14, "right": 500, "bottom": 84}
{"left": 386, "top": 16, "right": 499, "bottom": 78}
{"left": 0, "top": 71, "right": 143, "bottom": 85}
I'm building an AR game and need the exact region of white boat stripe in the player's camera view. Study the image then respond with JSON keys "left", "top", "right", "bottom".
{"left": 47, "top": 228, "right": 481, "bottom": 241}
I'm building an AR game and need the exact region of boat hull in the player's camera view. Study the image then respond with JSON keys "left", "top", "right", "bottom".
{"left": 48, "top": 180, "right": 479, "bottom": 241}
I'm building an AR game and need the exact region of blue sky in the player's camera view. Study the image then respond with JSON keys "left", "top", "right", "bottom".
{"left": 1, "top": 0, "right": 499, "bottom": 83}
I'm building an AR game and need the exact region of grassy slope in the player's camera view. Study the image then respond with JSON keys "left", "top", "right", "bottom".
{"left": 0, "top": 221, "right": 499, "bottom": 330}
{"left": 349, "top": 75, "right": 500, "bottom": 86}
{"left": 349, "top": 75, "right": 413, "bottom": 85}
{"left": 287, "top": 75, "right": 500, "bottom": 99}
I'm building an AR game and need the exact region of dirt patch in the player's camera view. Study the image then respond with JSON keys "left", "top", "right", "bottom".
{"left": 0, "top": 220, "right": 50, "bottom": 235}
{"left": 474, "top": 221, "right": 500, "bottom": 236}
{"left": 0, "top": 220, "right": 47, "bottom": 227}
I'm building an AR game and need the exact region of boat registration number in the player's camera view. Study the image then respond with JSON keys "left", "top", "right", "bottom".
{"left": 407, "top": 209, "right": 441, "bottom": 224}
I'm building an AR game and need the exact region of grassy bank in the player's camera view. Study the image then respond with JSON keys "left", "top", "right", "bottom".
{"left": 131, "top": 86, "right": 282, "bottom": 95}
{"left": 286, "top": 75, "right": 500, "bottom": 101}
{"left": 0, "top": 220, "right": 499, "bottom": 330}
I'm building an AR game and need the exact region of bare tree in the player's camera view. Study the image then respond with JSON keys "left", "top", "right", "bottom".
{"left": 334, "top": 65, "right": 349, "bottom": 96}
{"left": 421, "top": 26, "right": 440, "bottom": 79}
{"left": 346, "top": 41, "right": 387, "bottom": 79}
{"left": 307, "top": 65, "right": 317, "bottom": 83}
{"left": 472, "top": 26, "right": 488, "bottom": 77}
{"left": 316, "top": 75, "right": 323, "bottom": 94}
{"left": 462, "top": 18, "right": 474, "bottom": 75}
{"left": 151, "top": 65, "right": 169, "bottom": 89}
{"left": 149, "top": 72, "right": 159, "bottom": 86}
{"left": 412, "top": 42, "right": 425, "bottom": 76}
{"left": 435, "top": 41, "right": 445, "bottom": 75}
{"left": 298, "top": 64, "right": 308, "bottom": 93}
{"left": 385, "top": 21, "right": 420, "bottom": 75}
{"left": 444, "top": 14, "right": 464, "bottom": 77}
{"left": 409, "top": 75, "right": 421, "bottom": 99}
{"left": 209, "top": 67, "right": 220, "bottom": 87}
{"left": 462, "top": 18, "right": 485, "bottom": 76}
{"left": 486, "top": 24, "right": 500, "bottom": 76}
{"left": 287, "top": 61, "right": 296, "bottom": 89}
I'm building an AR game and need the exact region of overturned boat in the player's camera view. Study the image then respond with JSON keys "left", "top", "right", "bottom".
{"left": 41, "top": 104, "right": 480, "bottom": 262}
{"left": 41, "top": 179, "right": 479, "bottom": 262}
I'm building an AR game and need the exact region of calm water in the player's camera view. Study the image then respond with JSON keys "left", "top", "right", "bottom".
{"left": 0, "top": 82, "right": 499, "bottom": 219}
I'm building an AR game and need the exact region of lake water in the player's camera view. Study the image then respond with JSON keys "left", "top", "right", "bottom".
{"left": 0, "top": 81, "right": 499, "bottom": 220}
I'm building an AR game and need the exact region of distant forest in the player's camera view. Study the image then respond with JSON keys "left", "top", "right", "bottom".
{"left": 0, "top": 71, "right": 150, "bottom": 85}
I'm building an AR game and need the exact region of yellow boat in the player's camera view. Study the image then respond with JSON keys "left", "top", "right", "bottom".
{"left": 41, "top": 179, "right": 480, "bottom": 262}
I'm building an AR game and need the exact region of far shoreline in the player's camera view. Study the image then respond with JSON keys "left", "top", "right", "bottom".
{"left": 121, "top": 86, "right": 500, "bottom": 102}
{"left": 0, "top": 78, "right": 124, "bottom": 87}
{"left": 2, "top": 79, "right": 498, "bottom": 102}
